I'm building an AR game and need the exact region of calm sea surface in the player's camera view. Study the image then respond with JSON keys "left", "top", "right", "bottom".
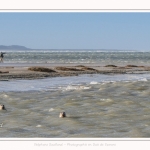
{"left": 0, "top": 50, "right": 150, "bottom": 137}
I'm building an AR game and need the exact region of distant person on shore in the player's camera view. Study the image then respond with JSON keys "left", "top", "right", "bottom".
{"left": 0, "top": 52, "right": 6, "bottom": 63}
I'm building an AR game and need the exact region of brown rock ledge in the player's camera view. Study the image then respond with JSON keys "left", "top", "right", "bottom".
{"left": 0, "top": 65, "right": 150, "bottom": 80}
{"left": 55, "top": 67, "right": 83, "bottom": 71}
{"left": 28, "top": 67, "right": 56, "bottom": 73}
{"left": 105, "top": 65, "right": 117, "bottom": 67}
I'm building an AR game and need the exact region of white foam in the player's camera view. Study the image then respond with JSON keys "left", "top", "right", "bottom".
{"left": 100, "top": 99, "right": 113, "bottom": 102}
{"left": 3, "top": 94, "right": 8, "bottom": 98}
{"left": 90, "top": 81, "right": 99, "bottom": 85}
{"left": 0, "top": 74, "right": 150, "bottom": 92}
{"left": 83, "top": 86, "right": 91, "bottom": 89}
{"left": 49, "top": 108, "right": 54, "bottom": 112}
{"left": 138, "top": 78, "right": 148, "bottom": 82}
{"left": 64, "top": 85, "right": 91, "bottom": 91}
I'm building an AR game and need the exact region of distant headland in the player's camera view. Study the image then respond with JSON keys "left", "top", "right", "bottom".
{"left": 0, "top": 45, "right": 31, "bottom": 50}
{"left": 0, "top": 45, "right": 140, "bottom": 51}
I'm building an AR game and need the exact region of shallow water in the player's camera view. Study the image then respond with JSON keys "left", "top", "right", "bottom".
{"left": 1, "top": 74, "right": 150, "bottom": 137}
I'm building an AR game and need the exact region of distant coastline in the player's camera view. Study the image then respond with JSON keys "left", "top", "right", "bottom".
{"left": 0, "top": 45, "right": 31, "bottom": 50}
{"left": 0, "top": 45, "right": 143, "bottom": 52}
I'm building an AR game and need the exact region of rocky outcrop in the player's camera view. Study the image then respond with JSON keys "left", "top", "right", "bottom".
{"left": 0, "top": 71, "right": 9, "bottom": 73}
{"left": 105, "top": 65, "right": 117, "bottom": 67}
{"left": 125, "top": 65, "right": 138, "bottom": 67}
{"left": 81, "top": 66, "right": 98, "bottom": 71}
{"left": 28, "top": 67, "right": 56, "bottom": 73}
{"left": 55, "top": 67, "right": 83, "bottom": 71}
{"left": 55, "top": 66, "right": 99, "bottom": 72}
{"left": 75, "top": 65, "right": 86, "bottom": 67}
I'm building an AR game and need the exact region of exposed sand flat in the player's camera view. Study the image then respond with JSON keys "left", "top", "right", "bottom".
{"left": 0, "top": 64, "right": 150, "bottom": 80}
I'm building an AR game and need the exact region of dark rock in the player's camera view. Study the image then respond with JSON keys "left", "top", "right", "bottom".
{"left": 5, "top": 67, "right": 14, "bottom": 68}
{"left": 116, "top": 67, "right": 126, "bottom": 69}
{"left": 0, "top": 71, "right": 9, "bottom": 73}
{"left": 105, "top": 65, "right": 117, "bottom": 67}
{"left": 28, "top": 67, "right": 56, "bottom": 73}
{"left": 55, "top": 67, "right": 83, "bottom": 71}
{"left": 75, "top": 65, "right": 86, "bottom": 67}
{"left": 126, "top": 65, "right": 138, "bottom": 67}
{"left": 81, "top": 66, "right": 98, "bottom": 71}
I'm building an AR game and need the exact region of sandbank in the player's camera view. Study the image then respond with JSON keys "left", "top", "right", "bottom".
{"left": 0, "top": 63, "right": 150, "bottom": 80}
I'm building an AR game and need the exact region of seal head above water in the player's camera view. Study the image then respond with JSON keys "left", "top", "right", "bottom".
{"left": 0, "top": 105, "right": 7, "bottom": 111}
{"left": 59, "top": 112, "right": 66, "bottom": 118}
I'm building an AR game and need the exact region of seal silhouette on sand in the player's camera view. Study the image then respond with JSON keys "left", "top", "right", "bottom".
{"left": 0, "top": 104, "right": 7, "bottom": 111}
{"left": 59, "top": 112, "right": 66, "bottom": 118}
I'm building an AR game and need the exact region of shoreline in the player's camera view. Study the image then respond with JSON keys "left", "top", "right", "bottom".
{"left": 0, "top": 64, "right": 150, "bottom": 80}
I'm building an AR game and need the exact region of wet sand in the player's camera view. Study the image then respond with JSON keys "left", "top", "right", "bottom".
{"left": 0, "top": 64, "right": 150, "bottom": 80}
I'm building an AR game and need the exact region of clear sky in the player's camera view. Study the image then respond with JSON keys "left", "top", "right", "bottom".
{"left": 0, "top": 12, "right": 150, "bottom": 50}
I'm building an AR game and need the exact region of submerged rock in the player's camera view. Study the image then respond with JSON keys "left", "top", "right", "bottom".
{"left": 28, "top": 67, "right": 56, "bottom": 73}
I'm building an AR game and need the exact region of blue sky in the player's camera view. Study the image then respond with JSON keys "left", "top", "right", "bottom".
{"left": 0, "top": 12, "right": 150, "bottom": 50}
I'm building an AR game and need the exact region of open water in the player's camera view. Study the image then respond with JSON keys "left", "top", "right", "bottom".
{"left": 0, "top": 50, "right": 150, "bottom": 137}
{"left": 2, "top": 49, "right": 150, "bottom": 66}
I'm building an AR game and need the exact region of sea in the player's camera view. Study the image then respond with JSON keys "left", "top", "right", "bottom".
{"left": 1, "top": 50, "right": 150, "bottom": 138}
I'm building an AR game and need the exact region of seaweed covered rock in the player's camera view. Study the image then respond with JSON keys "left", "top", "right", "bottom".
{"left": 81, "top": 66, "right": 98, "bottom": 71}
{"left": 55, "top": 67, "right": 83, "bottom": 71}
{"left": 0, "top": 71, "right": 9, "bottom": 73}
{"left": 28, "top": 67, "right": 56, "bottom": 73}
{"left": 75, "top": 65, "right": 86, "bottom": 67}
{"left": 105, "top": 65, "right": 117, "bottom": 67}
{"left": 125, "top": 65, "right": 138, "bottom": 67}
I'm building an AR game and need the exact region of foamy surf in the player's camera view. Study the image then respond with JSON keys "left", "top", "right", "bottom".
{"left": 1, "top": 74, "right": 150, "bottom": 137}
{"left": 90, "top": 81, "right": 99, "bottom": 85}
{"left": 36, "top": 125, "right": 42, "bottom": 128}
{"left": 62, "top": 85, "right": 91, "bottom": 91}
{"left": 0, "top": 74, "right": 150, "bottom": 92}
